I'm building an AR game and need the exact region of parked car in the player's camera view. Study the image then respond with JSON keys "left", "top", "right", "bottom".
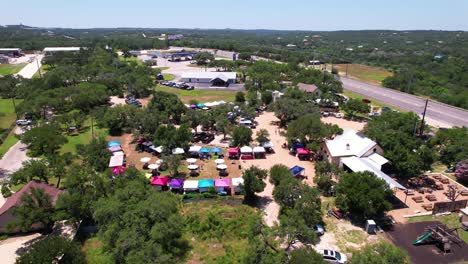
{"left": 312, "top": 224, "right": 325, "bottom": 236}
{"left": 362, "top": 98, "right": 372, "bottom": 104}
{"left": 16, "top": 119, "right": 32, "bottom": 126}
{"left": 322, "top": 111, "right": 330, "bottom": 117}
{"left": 201, "top": 134, "right": 215, "bottom": 144}
{"left": 192, "top": 132, "right": 207, "bottom": 143}
{"left": 334, "top": 112, "right": 342, "bottom": 118}
{"left": 382, "top": 106, "right": 392, "bottom": 112}
{"left": 317, "top": 249, "right": 347, "bottom": 264}
{"left": 185, "top": 86, "right": 194, "bottom": 90}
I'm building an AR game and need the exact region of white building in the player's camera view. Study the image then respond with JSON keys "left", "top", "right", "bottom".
{"left": 180, "top": 72, "right": 236, "bottom": 86}
{"left": 43, "top": 47, "right": 81, "bottom": 56}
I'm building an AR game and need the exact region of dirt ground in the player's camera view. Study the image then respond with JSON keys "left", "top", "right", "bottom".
{"left": 321, "top": 116, "right": 366, "bottom": 132}
{"left": 387, "top": 221, "right": 468, "bottom": 264}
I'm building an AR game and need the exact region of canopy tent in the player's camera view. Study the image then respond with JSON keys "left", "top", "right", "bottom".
{"left": 112, "top": 151, "right": 125, "bottom": 157}
{"left": 228, "top": 148, "right": 239, "bottom": 154}
{"left": 198, "top": 179, "right": 215, "bottom": 192}
{"left": 187, "top": 164, "right": 199, "bottom": 170}
{"left": 232, "top": 177, "right": 244, "bottom": 193}
{"left": 215, "top": 159, "right": 225, "bottom": 164}
{"left": 189, "top": 146, "right": 202, "bottom": 152}
{"left": 112, "top": 166, "right": 126, "bottom": 175}
{"left": 150, "top": 176, "right": 169, "bottom": 186}
{"left": 148, "top": 164, "right": 159, "bottom": 170}
{"left": 109, "top": 155, "right": 124, "bottom": 168}
{"left": 215, "top": 179, "right": 230, "bottom": 193}
{"left": 156, "top": 159, "right": 164, "bottom": 164}
{"left": 169, "top": 179, "right": 184, "bottom": 189}
{"left": 197, "top": 103, "right": 205, "bottom": 108}
{"left": 204, "top": 102, "right": 216, "bottom": 107}
{"left": 140, "top": 157, "right": 151, "bottom": 163}
{"left": 296, "top": 148, "right": 311, "bottom": 155}
{"left": 187, "top": 158, "right": 197, "bottom": 164}
{"left": 190, "top": 104, "right": 197, "bottom": 109}
{"left": 183, "top": 180, "right": 199, "bottom": 192}
{"left": 289, "top": 165, "right": 305, "bottom": 177}
{"left": 253, "top": 146, "right": 266, "bottom": 153}
{"left": 107, "top": 141, "right": 121, "bottom": 147}
{"left": 108, "top": 145, "right": 122, "bottom": 152}
{"left": 211, "top": 147, "right": 222, "bottom": 154}
{"left": 172, "top": 148, "right": 185, "bottom": 155}
{"left": 200, "top": 147, "right": 211, "bottom": 154}
{"left": 216, "top": 164, "right": 228, "bottom": 170}
{"left": 240, "top": 146, "right": 253, "bottom": 153}
{"left": 150, "top": 145, "right": 164, "bottom": 153}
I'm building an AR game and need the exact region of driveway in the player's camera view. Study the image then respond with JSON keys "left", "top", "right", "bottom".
{"left": 0, "top": 233, "right": 42, "bottom": 264}
{"left": 16, "top": 54, "right": 43, "bottom": 79}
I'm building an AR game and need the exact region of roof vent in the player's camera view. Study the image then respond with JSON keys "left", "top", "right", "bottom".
{"left": 346, "top": 143, "right": 350, "bottom": 150}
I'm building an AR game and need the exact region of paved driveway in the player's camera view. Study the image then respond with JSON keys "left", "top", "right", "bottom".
{"left": 16, "top": 55, "right": 43, "bottom": 79}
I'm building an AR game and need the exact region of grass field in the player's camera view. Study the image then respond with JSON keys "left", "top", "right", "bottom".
{"left": 0, "top": 63, "right": 26, "bottom": 76}
{"left": 334, "top": 64, "right": 393, "bottom": 85}
{"left": 408, "top": 213, "right": 468, "bottom": 243}
{"left": 60, "top": 118, "right": 108, "bottom": 155}
{"left": 0, "top": 132, "right": 19, "bottom": 158}
{"left": 81, "top": 237, "right": 113, "bottom": 264}
{"left": 155, "top": 85, "right": 236, "bottom": 103}
{"left": 163, "top": 74, "right": 174, "bottom": 80}
{"left": 0, "top": 99, "right": 18, "bottom": 129}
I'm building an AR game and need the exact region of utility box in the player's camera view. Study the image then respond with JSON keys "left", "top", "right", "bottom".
{"left": 365, "top": 220, "right": 377, "bottom": 234}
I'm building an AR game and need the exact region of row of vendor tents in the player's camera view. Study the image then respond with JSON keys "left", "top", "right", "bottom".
{"left": 185, "top": 100, "right": 227, "bottom": 109}
{"left": 150, "top": 176, "right": 245, "bottom": 194}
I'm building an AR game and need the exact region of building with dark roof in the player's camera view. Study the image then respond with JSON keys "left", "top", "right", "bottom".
{"left": 0, "top": 181, "right": 62, "bottom": 233}
{"left": 297, "top": 83, "right": 321, "bottom": 95}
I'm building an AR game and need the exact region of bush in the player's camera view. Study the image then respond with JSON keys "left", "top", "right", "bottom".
{"left": 1, "top": 184, "right": 11, "bottom": 198}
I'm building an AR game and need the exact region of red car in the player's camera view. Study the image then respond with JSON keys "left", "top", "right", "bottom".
{"left": 362, "top": 98, "right": 372, "bottom": 104}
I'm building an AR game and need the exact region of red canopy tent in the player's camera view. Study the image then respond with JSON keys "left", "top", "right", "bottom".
{"left": 150, "top": 176, "right": 169, "bottom": 186}
{"left": 296, "top": 148, "right": 311, "bottom": 155}
{"left": 228, "top": 148, "right": 240, "bottom": 159}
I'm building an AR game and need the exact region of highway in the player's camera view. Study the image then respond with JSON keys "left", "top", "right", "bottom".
{"left": 340, "top": 77, "right": 468, "bottom": 128}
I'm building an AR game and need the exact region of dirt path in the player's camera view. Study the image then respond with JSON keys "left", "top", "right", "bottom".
{"left": 241, "top": 112, "right": 316, "bottom": 226}
{"left": 0, "top": 141, "right": 30, "bottom": 176}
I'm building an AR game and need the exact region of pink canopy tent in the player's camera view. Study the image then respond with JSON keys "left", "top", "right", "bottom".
{"left": 296, "top": 148, "right": 311, "bottom": 155}
{"left": 150, "top": 176, "right": 169, "bottom": 186}
{"left": 112, "top": 166, "right": 126, "bottom": 175}
{"left": 228, "top": 148, "right": 239, "bottom": 154}
{"left": 215, "top": 179, "right": 230, "bottom": 187}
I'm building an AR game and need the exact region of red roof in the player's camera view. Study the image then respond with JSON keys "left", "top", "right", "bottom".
{"left": 0, "top": 181, "right": 62, "bottom": 216}
{"left": 296, "top": 148, "right": 311, "bottom": 155}
{"left": 228, "top": 148, "right": 239, "bottom": 154}
{"left": 150, "top": 176, "right": 169, "bottom": 186}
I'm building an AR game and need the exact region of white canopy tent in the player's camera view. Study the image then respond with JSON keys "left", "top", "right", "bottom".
{"left": 113, "top": 151, "right": 125, "bottom": 157}
{"left": 172, "top": 148, "right": 185, "bottom": 155}
{"left": 109, "top": 155, "right": 124, "bottom": 168}
{"left": 187, "top": 164, "right": 199, "bottom": 170}
{"left": 215, "top": 159, "right": 225, "bottom": 164}
{"left": 183, "top": 180, "right": 199, "bottom": 192}
{"left": 150, "top": 146, "right": 163, "bottom": 153}
{"left": 148, "top": 164, "right": 159, "bottom": 170}
{"left": 253, "top": 146, "right": 266, "bottom": 153}
{"left": 232, "top": 177, "right": 244, "bottom": 192}
{"left": 140, "top": 157, "right": 151, "bottom": 163}
{"left": 240, "top": 146, "right": 253, "bottom": 154}
{"left": 187, "top": 158, "right": 197, "bottom": 164}
{"left": 216, "top": 164, "right": 228, "bottom": 170}
{"left": 188, "top": 146, "right": 202, "bottom": 153}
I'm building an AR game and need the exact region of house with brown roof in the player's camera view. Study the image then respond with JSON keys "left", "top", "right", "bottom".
{"left": 0, "top": 181, "right": 62, "bottom": 233}
{"left": 297, "top": 83, "right": 321, "bottom": 96}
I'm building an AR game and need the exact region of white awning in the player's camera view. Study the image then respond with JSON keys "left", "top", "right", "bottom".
{"left": 232, "top": 177, "right": 244, "bottom": 187}
{"left": 253, "top": 146, "right": 266, "bottom": 153}
{"left": 150, "top": 146, "right": 163, "bottom": 153}
{"left": 172, "top": 148, "right": 185, "bottom": 155}
{"left": 240, "top": 146, "right": 253, "bottom": 153}
{"left": 109, "top": 155, "right": 124, "bottom": 167}
{"left": 113, "top": 151, "right": 125, "bottom": 156}
{"left": 187, "top": 165, "right": 199, "bottom": 170}
{"left": 189, "top": 146, "right": 202, "bottom": 152}
{"left": 183, "top": 180, "right": 199, "bottom": 190}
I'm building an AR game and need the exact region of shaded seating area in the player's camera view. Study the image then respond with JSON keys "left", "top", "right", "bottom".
{"left": 253, "top": 146, "right": 266, "bottom": 159}
{"left": 240, "top": 146, "right": 254, "bottom": 160}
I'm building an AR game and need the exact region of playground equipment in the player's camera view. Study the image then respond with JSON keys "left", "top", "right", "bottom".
{"left": 413, "top": 224, "right": 464, "bottom": 253}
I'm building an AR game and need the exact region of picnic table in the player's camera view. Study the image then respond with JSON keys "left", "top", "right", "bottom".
{"left": 425, "top": 194, "right": 437, "bottom": 201}
{"left": 412, "top": 196, "right": 424, "bottom": 203}
{"left": 422, "top": 203, "right": 434, "bottom": 211}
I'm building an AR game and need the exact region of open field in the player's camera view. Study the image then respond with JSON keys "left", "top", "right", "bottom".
{"left": 408, "top": 213, "right": 468, "bottom": 243}
{"left": 60, "top": 118, "right": 108, "bottom": 155}
{"left": 334, "top": 64, "right": 393, "bottom": 85}
{"left": 0, "top": 99, "right": 18, "bottom": 129}
{"left": 155, "top": 85, "right": 236, "bottom": 103}
{"left": 0, "top": 63, "right": 26, "bottom": 76}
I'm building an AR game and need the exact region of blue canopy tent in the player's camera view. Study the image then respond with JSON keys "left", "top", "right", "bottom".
{"left": 289, "top": 165, "right": 305, "bottom": 177}
{"left": 200, "top": 148, "right": 211, "bottom": 153}
{"left": 107, "top": 141, "right": 121, "bottom": 147}
{"left": 211, "top": 147, "right": 222, "bottom": 154}
{"left": 197, "top": 103, "right": 205, "bottom": 108}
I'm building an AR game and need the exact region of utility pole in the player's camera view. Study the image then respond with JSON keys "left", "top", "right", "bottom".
{"left": 419, "top": 99, "right": 429, "bottom": 137}
{"left": 345, "top": 63, "right": 349, "bottom": 77}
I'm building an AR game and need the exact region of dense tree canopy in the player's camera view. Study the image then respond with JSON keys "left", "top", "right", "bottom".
{"left": 16, "top": 236, "right": 86, "bottom": 264}
{"left": 431, "top": 127, "right": 468, "bottom": 167}
{"left": 242, "top": 166, "right": 268, "bottom": 202}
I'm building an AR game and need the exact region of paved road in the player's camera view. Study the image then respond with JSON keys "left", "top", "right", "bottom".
{"left": 340, "top": 77, "right": 468, "bottom": 128}
{"left": 16, "top": 54, "right": 43, "bottom": 79}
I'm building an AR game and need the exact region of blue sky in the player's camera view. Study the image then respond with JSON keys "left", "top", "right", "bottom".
{"left": 1, "top": 0, "right": 467, "bottom": 30}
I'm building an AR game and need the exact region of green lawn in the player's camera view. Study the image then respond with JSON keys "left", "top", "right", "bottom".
{"left": 0, "top": 131, "right": 19, "bottom": 158}
{"left": 163, "top": 74, "right": 174, "bottom": 81}
{"left": 0, "top": 99, "right": 17, "bottom": 129}
{"left": 155, "top": 85, "right": 236, "bottom": 103}
{"left": 408, "top": 213, "right": 468, "bottom": 243}
{"left": 334, "top": 64, "right": 393, "bottom": 85}
{"left": 0, "top": 63, "right": 26, "bottom": 76}
{"left": 60, "top": 118, "right": 108, "bottom": 155}
{"left": 81, "top": 237, "right": 113, "bottom": 264}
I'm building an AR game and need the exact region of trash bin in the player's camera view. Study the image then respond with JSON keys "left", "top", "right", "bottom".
{"left": 365, "top": 219, "right": 377, "bottom": 234}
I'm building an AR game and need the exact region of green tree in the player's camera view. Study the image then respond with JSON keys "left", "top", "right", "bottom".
{"left": 232, "top": 126, "right": 253, "bottom": 147}
{"left": 194, "top": 52, "right": 215, "bottom": 65}
{"left": 242, "top": 166, "right": 268, "bottom": 202}
{"left": 216, "top": 116, "right": 233, "bottom": 140}
{"left": 431, "top": 127, "right": 468, "bottom": 167}
{"left": 350, "top": 242, "right": 409, "bottom": 264}
{"left": 336, "top": 172, "right": 393, "bottom": 219}
{"left": 269, "top": 164, "right": 291, "bottom": 186}
{"left": 235, "top": 91, "right": 246, "bottom": 103}
{"left": 16, "top": 236, "right": 86, "bottom": 264}
{"left": 8, "top": 187, "right": 55, "bottom": 233}
{"left": 164, "top": 154, "right": 182, "bottom": 177}
{"left": 9, "top": 160, "right": 50, "bottom": 185}
{"left": 261, "top": 91, "right": 273, "bottom": 105}
{"left": 93, "top": 180, "right": 189, "bottom": 263}
{"left": 256, "top": 129, "right": 270, "bottom": 145}
{"left": 342, "top": 99, "right": 371, "bottom": 119}
{"left": 455, "top": 159, "right": 468, "bottom": 185}
{"left": 277, "top": 209, "right": 317, "bottom": 250}
{"left": 289, "top": 248, "right": 326, "bottom": 264}
{"left": 22, "top": 123, "right": 67, "bottom": 156}
{"left": 76, "top": 137, "right": 112, "bottom": 172}
{"left": 273, "top": 98, "right": 314, "bottom": 127}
